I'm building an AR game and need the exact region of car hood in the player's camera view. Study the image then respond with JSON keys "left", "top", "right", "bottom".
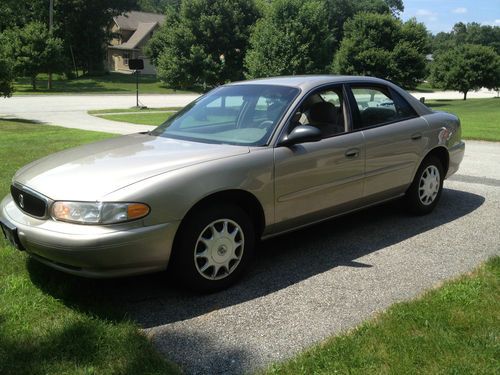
{"left": 14, "top": 133, "right": 250, "bottom": 201}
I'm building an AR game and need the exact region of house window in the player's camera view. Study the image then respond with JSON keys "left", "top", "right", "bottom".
{"left": 124, "top": 52, "right": 130, "bottom": 66}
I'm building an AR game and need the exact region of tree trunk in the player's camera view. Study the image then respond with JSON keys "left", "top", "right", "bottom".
{"left": 463, "top": 91, "right": 467, "bottom": 100}
{"left": 31, "top": 76, "right": 37, "bottom": 90}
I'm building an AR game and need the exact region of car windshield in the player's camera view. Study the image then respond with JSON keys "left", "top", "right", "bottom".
{"left": 150, "top": 84, "right": 299, "bottom": 146}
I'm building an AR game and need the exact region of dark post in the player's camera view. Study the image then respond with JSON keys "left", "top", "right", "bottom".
{"left": 136, "top": 69, "right": 139, "bottom": 107}
{"left": 129, "top": 59, "right": 144, "bottom": 108}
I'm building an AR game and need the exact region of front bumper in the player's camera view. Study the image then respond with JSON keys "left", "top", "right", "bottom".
{"left": 0, "top": 194, "right": 180, "bottom": 278}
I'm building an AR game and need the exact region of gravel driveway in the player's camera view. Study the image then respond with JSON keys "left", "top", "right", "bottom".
{"left": 110, "top": 141, "right": 499, "bottom": 374}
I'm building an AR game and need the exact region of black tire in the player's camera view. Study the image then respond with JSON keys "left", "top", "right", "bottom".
{"left": 171, "top": 203, "right": 255, "bottom": 293}
{"left": 405, "top": 156, "right": 444, "bottom": 215}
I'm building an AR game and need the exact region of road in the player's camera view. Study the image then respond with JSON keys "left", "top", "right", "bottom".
{"left": 0, "top": 94, "right": 199, "bottom": 134}
{"left": 0, "top": 88, "right": 498, "bottom": 134}
{"left": 113, "top": 141, "right": 497, "bottom": 374}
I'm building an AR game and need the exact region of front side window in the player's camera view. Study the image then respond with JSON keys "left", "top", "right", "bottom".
{"left": 289, "top": 86, "right": 346, "bottom": 138}
{"left": 350, "top": 86, "right": 417, "bottom": 129}
{"left": 151, "top": 85, "right": 299, "bottom": 146}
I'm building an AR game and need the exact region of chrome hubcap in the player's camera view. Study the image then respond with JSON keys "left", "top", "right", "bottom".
{"left": 194, "top": 219, "right": 244, "bottom": 280}
{"left": 419, "top": 165, "right": 440, "bottom": 205}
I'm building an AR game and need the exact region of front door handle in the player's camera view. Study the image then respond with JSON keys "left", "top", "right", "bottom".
{"left": 411, "top": 133, "right": 422, "bottom": 140}
{"left": 345, "top": 148, "right": 359, "bottom": 158}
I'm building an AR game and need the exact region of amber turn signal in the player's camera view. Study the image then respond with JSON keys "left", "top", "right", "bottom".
{"left": 127, "top": 203, "right": 150, "bottom": 220}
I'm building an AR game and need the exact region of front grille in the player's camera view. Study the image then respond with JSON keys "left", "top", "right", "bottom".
{"left": 11, "top": 184, "right": 47, "bottom": 218}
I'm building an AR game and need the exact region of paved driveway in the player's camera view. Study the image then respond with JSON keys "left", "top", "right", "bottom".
{"left": 109, "top": 141, "right": 498, "bottom": 374}
{"left": 0, "top": 94, "right": 199, "bottom": 134}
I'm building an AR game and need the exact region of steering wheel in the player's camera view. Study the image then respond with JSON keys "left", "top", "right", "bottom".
{"left": 257, "top": 120, "right": 274, "bottom": 129}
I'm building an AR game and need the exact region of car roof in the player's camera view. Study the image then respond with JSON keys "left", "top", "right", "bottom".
{"left": 226, "top": 75, "right": 394, "bottom": 91}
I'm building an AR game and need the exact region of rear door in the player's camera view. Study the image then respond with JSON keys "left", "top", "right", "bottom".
{"left": 346, "top": 84, "right": 428, "bottom": 199}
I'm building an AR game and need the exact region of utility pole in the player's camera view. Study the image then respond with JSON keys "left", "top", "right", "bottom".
{"left": 48, "top": 0, "right": 54, "bottom": 90}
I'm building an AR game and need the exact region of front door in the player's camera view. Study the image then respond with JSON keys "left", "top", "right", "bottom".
{"left": 273, "top": 85, "right": 365, "bottom": 230}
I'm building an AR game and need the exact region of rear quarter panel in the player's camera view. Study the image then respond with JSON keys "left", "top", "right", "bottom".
{"left": 421, "top": 111, "right": 463, "bottom": 177}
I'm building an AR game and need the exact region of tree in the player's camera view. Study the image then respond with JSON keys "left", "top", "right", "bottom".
{"left": 1, "top": 0, "right": 138, "bottom": 75}
{"left": 245, "top": 0, "right": 332, "bottom": 78}
{"left": 431, "top": 44, "right": 500, "bottom": 100}
{"left": 0, "top": 57, "right": 14, "bottom": 97}
{"left": 151, "top": 0, "right": 260, "bottom": 89}
{"left": 432, "top": 22, "right": 500, "bottom": 56}
{"left": 137, "top": 0, "right": 180, "bottom": 13}
{"left": 0, "top": 0, "right": 47, "bottom": 32}
{"left": 53, "top": 0, "right": 138, "bottom": 74}
{"left": 306, "top": 1, "right": 404, "bottom": 65}
{"left": 334, "top": 13, "right": 430, "bottom": 89}
{"left": 0, "top": 22, "right": 65, "bottom": 90}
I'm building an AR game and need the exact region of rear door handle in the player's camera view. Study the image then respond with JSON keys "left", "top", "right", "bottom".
{"left": 345, "top": 148, "right": 359, "bottom": 158}
{"left": 411, "top": 133, "right": 422, "bottom": 140}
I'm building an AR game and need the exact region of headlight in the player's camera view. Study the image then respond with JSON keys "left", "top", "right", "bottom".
{"left": 51, "top": 201, "right": 150, "bottom": 224}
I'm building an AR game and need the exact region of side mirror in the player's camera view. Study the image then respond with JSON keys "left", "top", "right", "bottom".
{"left": 279, "top": 125, "right": 322, "bottom": 147}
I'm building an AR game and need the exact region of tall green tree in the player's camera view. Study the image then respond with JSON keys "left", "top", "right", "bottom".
{"left": 1, "top": 0, "right": 138, "bottom": 75}
{"left": 151, "top": 0, "right": 260, "bottom": 89}
{"left": 54, "top": 0, "right": 138, "bottom": 74}
{"left": 431, "top": 44, "right": 500, "bottom": 100}
{"left": 245, "top": 0, "right": 332, "bottom": 78}
{"left": 334, "top": 13, "right": 430, "bottom": 89}
{"left": 0, "top": 0, "right": 48, "bottom": 32}
{"left": 0, "top": 57, "right": 14, "bottom": 97}
{"left": 285, "top": 0, "right": 404, "bottom": 69}
{"left": 432, "top": 22, "right": 500, "bottom": 56}
{"left": 137, "top": 0, "right": 179, "bottom": 12}
{"left": 0, "top": 22, "right": 65, "bottom": 90}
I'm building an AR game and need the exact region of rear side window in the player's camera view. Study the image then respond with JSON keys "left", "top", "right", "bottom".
{"left": 349, "top": 86, "right": 417, "bottom": 130}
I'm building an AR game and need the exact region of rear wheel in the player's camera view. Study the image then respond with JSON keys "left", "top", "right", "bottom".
{"left": 405, "top": 156, "right": 444, "bottom": 215}
{"left": 172, "top": 204, "right": 255, "bottom": 292}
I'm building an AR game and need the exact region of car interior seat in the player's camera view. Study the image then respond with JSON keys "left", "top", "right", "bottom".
{"left": 308, "top": 101, "right": 344, "bottom": 137}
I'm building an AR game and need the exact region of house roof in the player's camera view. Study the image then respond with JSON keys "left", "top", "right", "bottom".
{"left": 113, "top": 22, "right": 159, "bottom": 50}
{"left": 114, "top": 11, "right": 165, "bottom": 31}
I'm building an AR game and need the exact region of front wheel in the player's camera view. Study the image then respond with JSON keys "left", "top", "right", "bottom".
{"left": 405, "top": 156, "right": 444, "bottom": 215}
{"left": 171, "top": 204, "right": 255, "bottom": 292}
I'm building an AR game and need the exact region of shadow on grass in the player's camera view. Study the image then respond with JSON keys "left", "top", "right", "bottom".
{"left": 0, "top": 319, "right": 177, "bottom": 375}
{"left": 412, "top": 88, "right": 436, "bottom": 93}
{"left": 0, "top": 118, "right": 43, "bottom": 125}
{"left": 425, "top": 100, "right": 454, "bottom": 108}
{"left": 15, "top": 80, "right": 129, "bottom": 94}
{"left": 14, "top": 73, "right": 179, "bottom": 94}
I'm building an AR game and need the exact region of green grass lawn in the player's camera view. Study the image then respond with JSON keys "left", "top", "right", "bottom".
{"left": 412, "top": 82, "right": 437, "bottom": 93}
{"left": 265, "top": 257, "right": 500, "bottom": 374}
{"left": 0, "top": 119, "right": 180, "bottom": 375}
{"left": 88, "top": 107, "right": 182, "bottom": 115}
{"left": 98, "top": 112, "right": 176, "bottom": 126}
{"left": 88, "top": 107, "right": 182, "bottom": 126}
{"left": 92, "top": 98, "right": 500, "bottom": 141}
{"left": 13, "top": 73, "right": 195, "bottom": 95}
{"left": 427, "top": 98, "right": 500, "bottom": 141}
